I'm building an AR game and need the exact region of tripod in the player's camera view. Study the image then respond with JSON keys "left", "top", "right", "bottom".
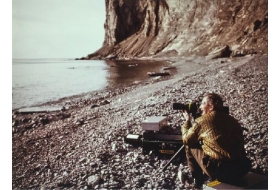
{"left": 162, "top": 145, "right": 185, "bottom": 171}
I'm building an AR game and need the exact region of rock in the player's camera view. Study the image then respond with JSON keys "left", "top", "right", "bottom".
{"left": 91, "top": 104, "right": 99, "bottom": 108}
{"left": 105, "top": 54, "right": 118, "bottom": 60}
{"left": 147, "top": 71, "right": 170, "bottom": 77}
{"left": 12, "top": 120, "right": 19, "bottom": 127}
{"left": 100, "top": 100, "right": 110, "bottom": 105}
{"left": 163, "top": 66, "right": 176, "bottom": 70}
{"left": 87, "top": 175, "right": 101, "bottom": 187}
{"left": 207, "top": 45, "right": 232, "bottom": 59}
{"left": 88, "top": 1, "right": 267, "bottom": 59}
{"left": 40, "top": 117, "right": 49, "bottom": 125}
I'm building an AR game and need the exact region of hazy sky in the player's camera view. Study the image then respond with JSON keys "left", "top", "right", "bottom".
{"left": 12, "top": 0, "right": 106, "bottom": 59}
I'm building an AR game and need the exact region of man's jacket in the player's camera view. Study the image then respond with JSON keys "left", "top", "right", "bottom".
{"left": 181, "top": 111, "right": 247, "bottom": 161}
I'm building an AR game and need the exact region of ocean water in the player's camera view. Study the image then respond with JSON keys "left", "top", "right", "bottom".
{"left": 12, "top": 59, "right": 171, "bottom": 110}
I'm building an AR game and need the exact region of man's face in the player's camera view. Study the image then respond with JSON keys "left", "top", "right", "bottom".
{"left": 199, "top": 97, "right": 212, "bottom": 115}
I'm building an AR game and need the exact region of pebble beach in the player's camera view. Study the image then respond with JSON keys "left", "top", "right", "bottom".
{"left": 12, "top": 55, "right": 268, "bottom": 189}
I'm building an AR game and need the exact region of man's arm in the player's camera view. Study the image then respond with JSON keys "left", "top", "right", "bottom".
{"left": 181, "top": 120, "right": 200, "bottom": 148}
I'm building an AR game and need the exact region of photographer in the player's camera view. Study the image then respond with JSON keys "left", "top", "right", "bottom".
{"left": 180, "top": 93, "right": 251, "bottom": 189}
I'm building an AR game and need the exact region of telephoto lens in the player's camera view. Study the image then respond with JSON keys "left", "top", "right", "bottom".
{"left": 172, "top": 103, "right": 189, "bottom": 111}
{"left": 172, "top": 102, "right": 201, "bottom": 119}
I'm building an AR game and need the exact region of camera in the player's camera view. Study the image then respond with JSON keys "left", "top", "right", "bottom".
{"left": 173, "top": 102, "right": 229, "bottom": 119}
{"left": 173, "top": 102, "right": 201, "bottom": 119}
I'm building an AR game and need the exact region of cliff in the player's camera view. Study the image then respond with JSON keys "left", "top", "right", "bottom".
{"left": 86, "top": 0, "right": 267, "bottom": 60}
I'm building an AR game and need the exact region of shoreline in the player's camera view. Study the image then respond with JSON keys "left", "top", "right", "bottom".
{"left": 12, "top": 55, "right": 268, "bottom": 189}
{"left": 12, "top": 58, "right": 177, "bottom": 112}
{"left": 13, "top": 56, "right": 220, "bottom": 112}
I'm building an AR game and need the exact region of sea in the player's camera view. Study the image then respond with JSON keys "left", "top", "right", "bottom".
{"left": 12, "top": 58, "right": 172, "bottom": 110}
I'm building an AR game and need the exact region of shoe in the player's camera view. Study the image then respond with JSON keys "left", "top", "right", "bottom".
{"left": 178, "top": 170, "right": 195, "bottom": 185}
{"left": 186, "top": 179, "right": 204, "bottom": 190}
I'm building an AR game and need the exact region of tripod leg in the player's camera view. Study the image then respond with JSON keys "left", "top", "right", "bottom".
{"left": 162, "top": 145, "right": 185, "bottom": 171}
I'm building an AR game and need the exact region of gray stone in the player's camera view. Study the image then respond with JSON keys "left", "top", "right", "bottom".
{"left": 87, "top": 175, "right": 101, "bottom": 187}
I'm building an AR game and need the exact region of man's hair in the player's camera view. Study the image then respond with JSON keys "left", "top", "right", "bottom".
{"left": 204, "top": 93, "right": 224, "bottom": 111}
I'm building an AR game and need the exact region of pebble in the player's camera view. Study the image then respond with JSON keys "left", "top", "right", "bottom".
{"left": 12, "top": 56, "right": 268, "bottom": 189}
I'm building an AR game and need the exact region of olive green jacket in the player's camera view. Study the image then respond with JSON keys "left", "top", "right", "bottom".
{"left": 181, "top": 111, "right": 246, "bottom": 161}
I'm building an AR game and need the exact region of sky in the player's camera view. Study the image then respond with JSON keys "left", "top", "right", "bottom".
{"left": 12, "top": 0, "right": 106, "bottom": 59}
{"left": 2, "top": 1, "right": 106, "bottom": 187}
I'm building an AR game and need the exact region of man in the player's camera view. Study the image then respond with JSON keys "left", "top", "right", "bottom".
{"left": 180, "top": 93, "right": 251, "bottom": 189}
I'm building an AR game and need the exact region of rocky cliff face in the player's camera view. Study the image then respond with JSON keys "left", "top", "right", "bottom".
{"left": 87, "top": 0, "right": 267, "bottom": 60}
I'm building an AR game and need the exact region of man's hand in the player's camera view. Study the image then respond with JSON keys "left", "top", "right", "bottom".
{"left": 181, "top": 110, "right": 192, "bottom": 144}
{"left": 182, "top": 110, "right": 191, "bottom": 122}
